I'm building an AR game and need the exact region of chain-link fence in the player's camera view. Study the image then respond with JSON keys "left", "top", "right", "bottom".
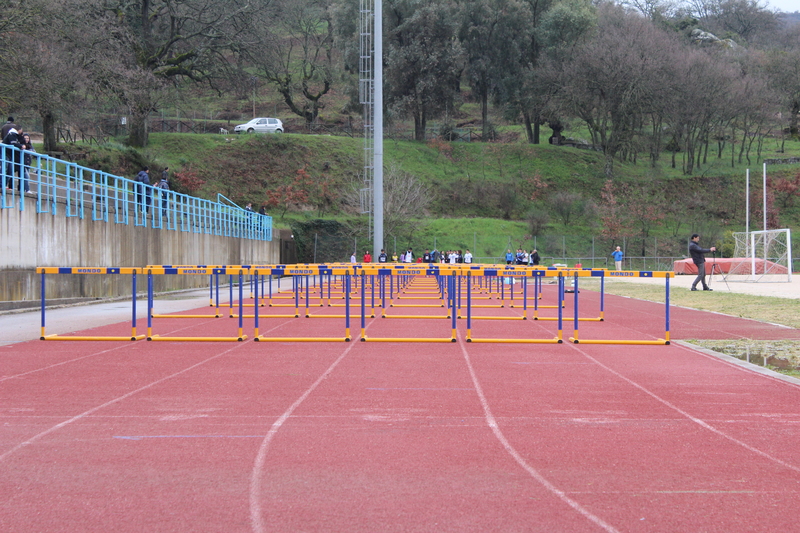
{"left": 299, "top": 231, "right": 686, "bottom": 270}
{"left": 295, "top": 229, "right": 796, "bottom": 272}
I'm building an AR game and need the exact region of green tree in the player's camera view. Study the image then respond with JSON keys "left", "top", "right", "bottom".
{"left": 458, "top": 0, "right": 531, "bottom": 140}
{"left": 509, "top": 0, "right": 595, "bottom": 144}
{"left": 384, "top": 0, "right": 463, "bottom": 141}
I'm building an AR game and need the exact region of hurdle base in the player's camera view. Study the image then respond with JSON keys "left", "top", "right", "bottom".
{"left": 382, "top": 314, "right": 451, "bottom": 319}
{"left": 466, "top": 337, "right": 561, "bottom": 344}
{"left": 41, "top": 334, "right": 146, "bottom": 341}
{"left": 568, "top": 337, "right": 669, "bottom": 345}
{"left": 361, "top": 336, "right": 457, "bottom": 343}
{"left": 255, "top": 336, "right": 351, "bottom": 342}
{"left": 151, "top": 314, "right": 221, "bottom": 319}
{"left": 459, "top": 315, "right": 526, "bottom": 320}
{"left": 390, "top": 304, "right": 446, "bottom": 308}
{"left": 147, "top": 335, "right": 248, "bottom": 342}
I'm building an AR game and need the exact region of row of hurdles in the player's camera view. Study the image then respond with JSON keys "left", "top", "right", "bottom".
{"left": 35, "top": 264, "right": 674, "bottom": 345}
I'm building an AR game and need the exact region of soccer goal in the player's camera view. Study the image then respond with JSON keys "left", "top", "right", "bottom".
{"left": 725, "top": 229, "right": 793, "bottom": 282}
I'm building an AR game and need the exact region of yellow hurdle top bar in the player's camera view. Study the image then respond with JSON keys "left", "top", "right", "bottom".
{"left": 38, "top": 265, "right": 674, "bottom": 278}
{"left": 36, "top": 267, "right": 139, "bottom": 275}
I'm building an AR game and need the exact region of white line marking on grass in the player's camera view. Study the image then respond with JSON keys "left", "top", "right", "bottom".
{"left": 458, "top": 341, "right": 622, "bottom": 533}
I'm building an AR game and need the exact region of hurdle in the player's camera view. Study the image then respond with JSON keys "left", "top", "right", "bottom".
{"left": 145, "top": 266, "right": 227, "bottom": 319}
{"left": 255, "top": 266, "right": 353, "bottom": 341}
{"left": 457, "top": 267, "right": 540, "bottom": 320}
{"left": 465, "top": 269, "right": 564, "bottom": 343}
{"left": 568, "top": 270, "right": 671, "bottom": 345}
{"left": 146, "top": 267, "right": 247, "bottom": 341}
{"left": 362, "top": 268, "right": 457, "bottom": 342}
{"left": 378, "top": 266, "right": 451, "bottom": 319}
{"left": 37, "top": 267, "right": 147, "bottom": 341}
{"left": 260, "top": 270, "right": 302, "bottom": 315}
{"left": 304, "top": 266, "right": 371, "bottom": 318}
{"left": 145, "top": 264, "right": 230, "bottom": 313}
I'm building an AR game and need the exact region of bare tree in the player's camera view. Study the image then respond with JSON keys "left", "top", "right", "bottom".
{"left": 621, "top": 0, "right": 680, "bottom": 19}
{"left": 247, "top": 0, "right": 335, "bottom": 125}
{"left": 762, "top": 25, "right": 800, "bottom": 139}
{"left": 69, "top": 0, "right": 262, "bottom": 147}
{"left": 686, "top": 0, "right": 779, "bottom": 43}
{"left": 346, "top": 163, "right": 431, "bottom": 240}
{"left": 549, "top": 190, "right": 583, "bottom": 226}
{"left": 558, "top": 3, "right": 680, "bottom": 176}
{"left": 663, "top": 47, "right": 739, "bottom": 174}
{"left": 8, "top": 38, "right": 85, "bottom": 152}
{"left": 0, "top": 0, "right": 42, "bottom": 108}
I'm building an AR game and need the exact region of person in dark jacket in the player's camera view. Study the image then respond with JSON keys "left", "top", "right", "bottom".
{"left": 20, "top": 133, "right": 35, "bottom": 193}
{"left": 136, "top": 166, "right": 151, "bottom": 212}
{"left": 157, "top": 175, "right": 170, "bottom": 217}
{"left": 2, "top": 125, "right": 23, "bottom": 190}
{"left": 689, "top": 234, "right": 716, "bottom": 291}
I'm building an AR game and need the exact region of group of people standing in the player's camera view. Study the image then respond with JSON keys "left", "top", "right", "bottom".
{"left": 135, "top": 166, "right": 170, "bottom": 215}
{"left": 505, "top": 249, "right": 541, "bottom": 266}
{"left": 346, "top": 236, "right": 718, "bottom": 293}
{"left": 426, "top": 249, "right": 472, "bottom": 264}
{"left": 2, "top": 117, "right": 35, "bottom": 194}
{"left": 351, "top": 247, "right": 475, "bottom": 264}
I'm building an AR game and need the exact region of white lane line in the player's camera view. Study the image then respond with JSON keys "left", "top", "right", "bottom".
{"left": 0, "top": 315, "right": 297, "bottom": 461}
{"left": 571, "top": 343, "right": 800, "bottom": 475}
{"left": 249, "top": 314, "right": 379, "bottom": 533}
{"left": 0, "top": 343, "right": 247, "bottom": 463}
{"left": 1, "top": 344, "right": 130, "bottom": 383}
{"left": 458, "top": 340, "right": 622, "bottom": 533}
{"left": 0, "top": 317, "right": 224, "bottom": 383}
{"left": 249, "top": 342, "right": 358, "bottom": 533}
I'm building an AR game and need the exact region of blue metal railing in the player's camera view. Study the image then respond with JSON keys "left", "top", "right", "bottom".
{"left": 0, "top": 145, "right": 271, "bottom": 241}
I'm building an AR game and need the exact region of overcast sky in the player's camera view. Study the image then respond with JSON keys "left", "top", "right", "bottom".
{"left": 766, "top": 0, "right": 799, "bottom": 14}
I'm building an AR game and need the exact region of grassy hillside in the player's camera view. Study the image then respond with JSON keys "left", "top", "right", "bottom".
{"left": 72, "top": 131, "right": 800, "bottom": 262}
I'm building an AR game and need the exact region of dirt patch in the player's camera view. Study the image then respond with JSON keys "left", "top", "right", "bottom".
{"left": 691, "top": 339, "right": 800, "bottom": 370}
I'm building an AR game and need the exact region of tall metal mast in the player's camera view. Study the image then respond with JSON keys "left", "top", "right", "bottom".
{"left": 359, "top": 0, "right": 383, "bottom": 258}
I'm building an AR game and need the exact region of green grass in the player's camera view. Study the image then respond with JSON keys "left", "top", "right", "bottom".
{"left": 70, "top": 129, "right": 800, "bottom": 257}
{"left": 581, "top": 280, "right": 800, "bottom": 329}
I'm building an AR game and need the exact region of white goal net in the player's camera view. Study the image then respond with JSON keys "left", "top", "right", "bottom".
{"left": 726, "top": 229, "right": 793, "bottom": 282}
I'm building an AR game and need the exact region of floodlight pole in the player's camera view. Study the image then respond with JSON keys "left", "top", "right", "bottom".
{"left": 372, "top": 0, "right": 384, "bottom": 260}
{"left": 763, "top": 162, "right": 767, "bottom": 231}
{"left": 745, "top": 169, "right": 749, "bottom": 235}
{"left": 747, "top": 169, "right": 753, "bottom": 279}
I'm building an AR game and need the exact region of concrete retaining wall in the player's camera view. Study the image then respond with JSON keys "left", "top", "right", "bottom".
{"left": 0, "top": 196, "right": 280, "bottom": 306}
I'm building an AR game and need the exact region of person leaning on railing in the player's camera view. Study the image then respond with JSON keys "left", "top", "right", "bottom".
{"left": 1, "top": 117, "right": 16, "bottom": 187}
{"left": 135, "top": 166, "right": 152, "bottom": 213}
{"left": 2, "top": 123, "right": 24, "bottom": 191}
{"left": 20, "top": 133, "right": 35, "bottom": 194}
{"left": 157, "top": 175, "right": 169, "bottom": 217}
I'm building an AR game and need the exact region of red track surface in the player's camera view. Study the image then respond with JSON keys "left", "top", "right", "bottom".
{"left": 2, "top": 286, "right": 800, "bottom": 532}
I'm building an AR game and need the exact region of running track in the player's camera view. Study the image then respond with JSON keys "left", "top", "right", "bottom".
{"left": 2, "top": 288, "right": 800, "bottom": 532}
